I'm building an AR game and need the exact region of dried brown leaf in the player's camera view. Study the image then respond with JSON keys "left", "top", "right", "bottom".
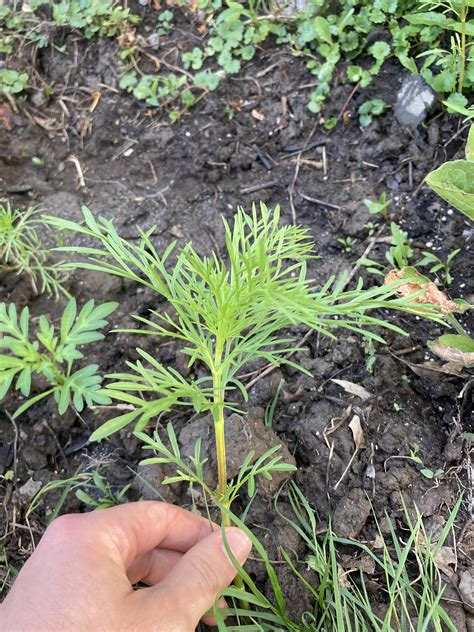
{"left": 384, "top": 268, "right": 458, "bottom": 314}
{"left": 429, "top": 343, "right": 474, "bottom": 368}
{"left": 0, "top": 103, "right": 14, "bottom": 131}
{"left": 349, "top": 414, "right": 365, "bottom": 450}
{"left": 408, "top": 361, "right": 466, "bottom": 379}
{"left": 340, "top": 553, "right": 376, "bottom": 575}
{"left": 432, "top": 545, "right": 457, "bottom": 578}
{"left": 331, "top": 378, "right": 372, "bottom": 400}
{"left": 251, "top": 108, "right": 265, "bottom": 121}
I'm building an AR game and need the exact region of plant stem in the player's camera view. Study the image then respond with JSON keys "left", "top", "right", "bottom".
{"left": 212, "top": 337, "right": 229, "bottom": 511}
{"left": 458, "top": 0, "right": 467, "bottom": 93}
{"left": 212, "top": 339, "right": 248, "bottom": 608}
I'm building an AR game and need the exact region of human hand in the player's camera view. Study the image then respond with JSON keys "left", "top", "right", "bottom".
{"left": 0, "top": 501, "right": 252, "bottom": 631}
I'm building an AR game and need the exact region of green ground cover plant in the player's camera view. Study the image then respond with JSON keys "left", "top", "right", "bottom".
{"left": 1, "top": 0, "right": 473, "bottom": 118}
{"left": 0, "top": 298, "right": 116, "bottom": 419}
{"left": 0, "top": 201, "right": 67, "bottom": 297}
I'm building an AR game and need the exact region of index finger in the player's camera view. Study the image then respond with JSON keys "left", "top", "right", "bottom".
{"left": 64, "top": 501, "right": 217, "bottom": 567}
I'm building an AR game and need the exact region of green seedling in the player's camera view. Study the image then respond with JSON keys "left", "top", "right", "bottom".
{"left": 31, "top": 0, "right": 140, "bottom": 38}
{"left": 364, "top": 191, "right": 391, "bottom": 220}
{"left": 75, "top": 471, "right": 131, "bottom": 509}
{"left": 409, "top": 444, "right": 445, "bottom": 481}
{"left": 0, "top": 298, "right": 116, "bottom": 419}
{"left": 264, "top": 379, "right": 283, "bottom": 428}
{"left": 406, "top": 0, "right": 473, "bottom": 95}
{"left": 211, "top": 483, "right": 460, "bottom": 630}
{"left": 44, "top": 204, "right": 447, "bottom": 525}
{"left": 337, "top": 235, "right": 358, "bottom": 253}
{"left": 0, "top": 69, "right": 28, "bottom": 95}
{"left": 359, "top": 222, "right": 413, "bottom": 274}
{"left": 416, "top": 248, "right": 460, "bottom": 286}
{"left": 0, "top": 201, "right": 67, "bottom": 298}
{"left": 358, "top": 98, "right": 386, "bottom": 127}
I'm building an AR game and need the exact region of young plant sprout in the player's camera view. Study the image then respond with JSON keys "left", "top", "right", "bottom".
{"left": 45, "top": 204, "right": 445, "bottom": 517}
{"left": 0, "top": 200, "right": 67, "bottom": 298}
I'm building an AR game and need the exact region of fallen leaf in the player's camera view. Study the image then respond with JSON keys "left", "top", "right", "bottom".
{"left": 331, "top": 378, "right": 372, "bottom": 400}
{"left": 372, "top": 533, "right": 384, "bottom": 550}
{"left": 408, "top": 361, "right": 466, "bottom": 379}
{"left": 251, "top": 108, "right": 265, "bottom": 121}
{"left": 340, "top": 553, "right": 376, "bottom": 574}
{"left": 431, "top": 545, "right": 457, "bottom": 578}
{"left": 428, "top": 334, "right": 474, "bottom": 368}
{"left": 337, "top": 563, "right": 351, "bottom": 588}
{"left": 384, "top": 268, "right": 459, "bottom": 314}
{"left": 0, "top": 103, "right": 14, "bottom": 131}
{"left": 349, "top": 414, "right": 365, "bottom": 449}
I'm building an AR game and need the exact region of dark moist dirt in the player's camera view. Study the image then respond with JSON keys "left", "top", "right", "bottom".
{"left": 1, "top": 8, "right": 473, "bottom": 629}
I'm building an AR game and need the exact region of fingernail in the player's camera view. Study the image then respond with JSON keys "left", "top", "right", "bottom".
{"left": 222, "top": 527, "right": 252, "bottom": 562}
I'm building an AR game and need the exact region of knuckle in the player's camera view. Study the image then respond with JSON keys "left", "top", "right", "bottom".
{"left": 187, "top": 554, "right": 223, "bottom": 594}
{"left": 43, "top": 513, "right": 84, "bottom": 545}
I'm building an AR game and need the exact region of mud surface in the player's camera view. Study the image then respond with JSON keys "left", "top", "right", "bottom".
{"left": 0, "top": 8, "right": 473, "bottom": 627}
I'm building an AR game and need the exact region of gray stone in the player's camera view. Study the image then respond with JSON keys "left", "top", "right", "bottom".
{"left": 16, "top": 478, "right": 42, "bottom": 503}
{"left": 395, "top": 75, "right": 436, "bottom": 129}
{"left": 278, "top": 0, "right": 309, "bottom": 15}
{"left": 134, "top": 461, "right": 180, "bottom": 502}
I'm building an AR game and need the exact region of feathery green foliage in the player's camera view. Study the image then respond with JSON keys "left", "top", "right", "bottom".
{"left": 0, "top": 298, "right": 117, "bottom": 418}
{"left": 0, "top": 201, "right": 67, "bottom": 298}
{"left": 45, "top": 203, "right": 446, "bottom": 445}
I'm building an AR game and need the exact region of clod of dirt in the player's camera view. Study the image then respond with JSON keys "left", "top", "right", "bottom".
{"left": 459, "top": 569, "right": 474, "bottom": 614}
{"left": 179, "top": 409, "right": 296, "bottom": 495}
{"left": 134, "top": 461, "right": 180, "bottom": 503}
{"left": 332, "top": 487, "right": 371, "bottom": 539}
{"left": 442, "top": 583, "right": 469, "bottom": 631}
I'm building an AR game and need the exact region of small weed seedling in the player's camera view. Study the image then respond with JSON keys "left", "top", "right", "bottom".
{"left": 358, "top": 98, "right": 386, "bottom": 127}
{"left": 416, "top": 248, "right": 460, "bottom": 286}
{"left": 337, "top": 235, "right": 358, "bottom": 253}
{"left": 45, "top": 204, "right": 447, "bottom": 525}
{"left": 0, "top": 298, "right": 116, "bottom": 419}
{"left": 0, "top": 69, "right": 28, "bottom": 96}
{"left": 364, "top": 191, "right": 391, "bottom": 220}
{"left": 359, "top": 221, "right": 413, "bottom": 274}
{"left": 0, "top": 201, "right": 67, "bottom": 298}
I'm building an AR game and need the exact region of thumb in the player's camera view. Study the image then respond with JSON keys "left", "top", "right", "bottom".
{"left": 142, "top": 527, "right": 252, "bottom": 629}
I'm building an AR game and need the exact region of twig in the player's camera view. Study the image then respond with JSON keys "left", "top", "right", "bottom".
{"left": 299, "top": 192, "right": 343, "bottom": 211}
{"left": 288, "top": 124, "right": 318, "bottom": 224}
{"left": 67, "top": 155, "right": 86, "bottom": 188}
{"left": 334, "top": 448, "right": 359, "bottom": 490}
{"left": 240, "top": 180, "right": 279, "bottom": 194}
{"left": 337, "top": 81, "right": 360, "bottom": 121}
